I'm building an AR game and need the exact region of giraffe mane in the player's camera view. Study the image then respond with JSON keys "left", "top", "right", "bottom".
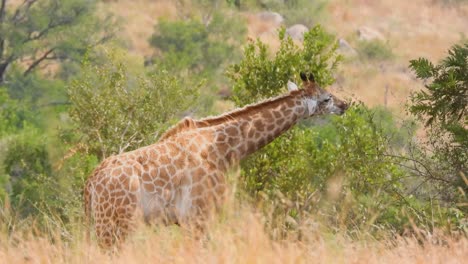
{"left": 158, "top": 90, "right": 303, "bottom": 141}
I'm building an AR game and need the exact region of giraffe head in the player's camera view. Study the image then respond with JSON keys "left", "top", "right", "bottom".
{"left": 287, "top": 72, "right": 349, "bottom": 117}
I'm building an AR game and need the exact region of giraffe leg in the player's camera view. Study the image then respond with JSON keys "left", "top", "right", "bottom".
{"left": 94, "top": 202, "right": 138, "bottom": 250}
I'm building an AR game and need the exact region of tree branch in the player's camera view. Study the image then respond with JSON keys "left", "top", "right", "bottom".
{"left": 0, "top": 0, "right": 7, "bottom": 57}
{"left": 0, "top": 0, "right": 6, "bottom": 22}
{"left": 23, "top": 47, "right": 55, "bottom": 76}
{"left": 11, "top": 0, "right": 38, "bottom": 25}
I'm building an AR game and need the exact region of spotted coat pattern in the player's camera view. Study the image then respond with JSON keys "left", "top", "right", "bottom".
{"left": 84, "top": 77, "right": 348, "bottom": 248}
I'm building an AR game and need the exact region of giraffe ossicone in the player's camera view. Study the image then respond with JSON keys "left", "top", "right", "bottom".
{"left": 84, "top": 72, "right": 349, "bottom": 248}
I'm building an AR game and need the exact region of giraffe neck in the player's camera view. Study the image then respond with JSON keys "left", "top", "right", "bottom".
{"left": 211, "top": 92, "right": 307, "bottom": 166}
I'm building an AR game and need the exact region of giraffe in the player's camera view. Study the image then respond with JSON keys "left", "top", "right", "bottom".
{"left": 84, "top": 72, "right": 349, "bottom": 248}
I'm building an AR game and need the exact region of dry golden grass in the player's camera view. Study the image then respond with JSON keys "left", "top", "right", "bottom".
{"left": 1, "top": 206, "right": 467, "bottom": 264}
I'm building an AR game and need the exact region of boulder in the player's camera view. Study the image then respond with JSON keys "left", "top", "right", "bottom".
{"left": 338, "top": 38, "right": 357, "bottom": 56}
{"left": 286, "top": 24, "right": 308, "bottom": 41}
{"left": 357, "top": 26, "right": 385, "bottom": 41}
{"left": 256, "top": 11, "right": 284, "bottom": 26}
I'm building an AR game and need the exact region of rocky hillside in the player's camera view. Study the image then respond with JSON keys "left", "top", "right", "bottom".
{"left": 100, "top": 0, "right": 468, "bottom": 115}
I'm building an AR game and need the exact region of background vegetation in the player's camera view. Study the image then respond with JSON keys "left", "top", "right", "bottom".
{"left": 0, "top": 0, "right": 466, "bottom": 261}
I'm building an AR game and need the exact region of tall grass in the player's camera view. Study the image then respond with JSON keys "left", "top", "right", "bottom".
{"left": 0, "top": 194, "right": 467, "bottom": 264}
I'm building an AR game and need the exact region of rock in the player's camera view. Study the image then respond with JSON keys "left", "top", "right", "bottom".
{"left": 338, "top": 38, "right": 357, "bottom": 56}
{"left": 357, "top": 26, "right": 385, "bottom": 41}
{"left": 286, "top": 24, "right": 308, "bottom": 41}
{"left": 256, "top": 11, "right": 284, "bottom": 26}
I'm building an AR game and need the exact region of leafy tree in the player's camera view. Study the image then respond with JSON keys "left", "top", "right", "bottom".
{"left": 408, "top": 42, "right": 467, "bottom": 212}
{"left": 409, "top": 43, "right": 467, "bottom": 168}
{"left": 68, "top": 49, "right": 200, "bottom": 159}
{"left": 1, "top": 125, "right": 54, "bottom": 217}
{"left": 0, "top": 0, "right": 115, "bottom": 86}
{"left": 149, "top": 12, "right": 245, "bottom": 75}
{"left": 227, "top": 25, "right": 341, "bottom": 106}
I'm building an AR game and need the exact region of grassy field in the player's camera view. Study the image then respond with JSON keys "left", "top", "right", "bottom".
{"left": 1, "top": 0, "right": 467, "bottom": 262}
{"left": 1, "top": 205, "right": 467, "bottom": 263}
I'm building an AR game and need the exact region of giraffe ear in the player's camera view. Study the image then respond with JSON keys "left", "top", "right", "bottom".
{"left": 287, "top": 80, "right": 299, "bottom": 91}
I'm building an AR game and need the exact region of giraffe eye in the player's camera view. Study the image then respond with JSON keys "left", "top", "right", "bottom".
{"left": 324, "top": 97, "right": 331, "bottom": 103}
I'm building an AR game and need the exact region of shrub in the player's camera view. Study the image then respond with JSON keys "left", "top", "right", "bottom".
{"left": 227, "top": 25, "right": 341, "bottom": 106}
{"left": 227, "top": 25, "right": 410, "bottom": 234}
{"left": 149, "top": 12, "right": 246, "bottom": 75}
{"left": 68, "top": 49, "right": 200, "bottom": 159}
{"left": 407, "top": 42, "right": 468, "bottom": 216}
{"left": 1, "top": 125, "right": 55, "bottom": 218}
{"left": 357, "top": 40, "right": 394, "bottom": 61}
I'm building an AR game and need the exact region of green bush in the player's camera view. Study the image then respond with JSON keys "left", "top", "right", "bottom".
{"left": 149, "top": 12, "right": 246, "bottom": 75}
{"left": 357, "top": 40, "right": 394, "bottom": 61}
{"left": 407, "top": 42, "right": 468, "bottom": 217}
{"left": 239, "top": 105, "right": 408, "bottom": 235}
{"left": 227, "top": 25, "right": 341, "bottom": 106}
{"left": 68, "top": 49, "right": 201, "bottom": 159}
{"left": 1, "top": 125, "right": 55, "bottom": 218}
{"left": 226, "top": 25, "right": 413, "bottom": 234}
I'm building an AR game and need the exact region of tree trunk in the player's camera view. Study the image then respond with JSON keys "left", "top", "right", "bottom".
{"left": 0, "top": 62, "right": 8, "bottom": 84}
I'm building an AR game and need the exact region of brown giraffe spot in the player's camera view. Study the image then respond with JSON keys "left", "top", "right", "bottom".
{"left": 188, "top": 142, "right": 199, "bottom": 153}
{"left": 283, "top": 109, "right": 293, "bottom": 116}
{"left": 149, "top": 168, "right": 159, "bottom": 178}
{"left": 218, "top": 142, "right": 229, "bottom": 154}
{"left": 248, "top": 129, "right": 255, "bottom": 138}
{"left": 263, "top": 111, "right": 273, "bottom": 119}
{"left": 273, "top": 111, "right": 282, "bottom": 118}
{"left": 247, "top": 141, "right": 256, "bottom": 154}
{"left": 225, "top": 126, "right": 238, "bottom": 136}
{"left": 253, "top": 120, "right": 265, "bottom": 132}
{"left": 167, "top": 165, "right": 176, "bottom": 175}
{"left": 216, "top": 133, "right": 227, "bottom": 142}
{"left": 191, "top": 184, "right": 204, "bottom": 197}
{"left": 142, "top": 172, "right": 151, "bottom": 182}
{"left": 159, "top": 167, "right": 170, "bottom": 182}
{"left": 123, "top": 167, "right": 132, "bottom": 176}
{"left": 159, "top": 154, "right": 171, "bottom": 164}
{"left": 144, "top": 182, "right": 156, "bottom": 192}
{"left": 228, "top": 136, "right": 240, "bottom": 147}
{"left": 192, "top": 168, "right": 206, "bottom": 182}
{"left": 154, "top": 178, "right": 166, "bottom": 187}
{"left": 174, "top": 155, "right": 186, "bottom": 168}
{"left": 166, "top": 142, "right": 179, "bottom": 156}
{"left": 111, "top": 168, "right": 122, "bottom": 177}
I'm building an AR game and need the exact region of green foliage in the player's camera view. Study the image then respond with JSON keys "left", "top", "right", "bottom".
{"left": 239, "top": 105, "right": 407, "bottom": 233}
{"left": 226, "top": 24, "right": 415, "bottom": 234}
{"left": 409, "top": 43, "right": 467, "bottom": 133}
{"left": 68, "top": 49, "right": 200, "bottom": 159}
{"left": 1, "top": 125, "right": 55, "bottom": 217}
{"left": 0, "top": 0, "right": 115, "bottom": 84}
{"left": 0, "top": 88, "right": 23, "bottom": 134}
{"left": 357, "top": 40, "right": 394, "bottom": 61}
{"left": 227, "top": 25, "right": 341, "bottom": 106}
{"left": 149, "top": 12, "right": 246, "bottom": 74}
{"left": 408, "top": 42, "right": 467, "bottom": 212}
